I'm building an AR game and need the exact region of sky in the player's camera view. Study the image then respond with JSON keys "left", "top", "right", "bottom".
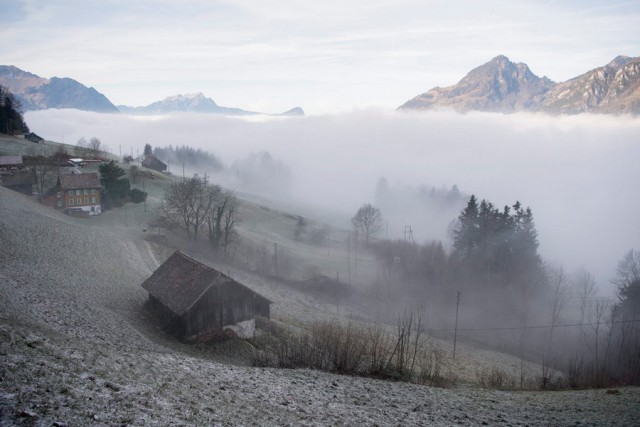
{"left": 2, "top": 0, "right": 640, "bottom": 114}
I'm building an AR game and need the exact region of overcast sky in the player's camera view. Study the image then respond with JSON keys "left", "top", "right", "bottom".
{"left": 2, "top": 0, "right": 639, "bottom": 114}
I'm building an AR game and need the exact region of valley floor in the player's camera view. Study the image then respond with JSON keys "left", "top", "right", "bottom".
{"left": 1, "top": 186, "right": 639, "bottom": 426}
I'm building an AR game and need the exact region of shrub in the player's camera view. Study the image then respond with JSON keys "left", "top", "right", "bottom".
{"left": 129, "top": 188, "right": 147, "bottom": 203}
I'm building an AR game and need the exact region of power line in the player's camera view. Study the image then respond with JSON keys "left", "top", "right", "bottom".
{"left": 429, "top": 318, "right": 640, "bottom": 333}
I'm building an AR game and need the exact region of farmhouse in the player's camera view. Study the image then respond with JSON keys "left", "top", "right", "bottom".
{"left": 25, "top": 132, "right": 44, "bottom": 143}
{"left": 54, "top": 172, "right": 102, "bottom": 216}
{"left": 141, "top": 155, "right": 167, "bottom": 172}
{"left": 141, "top": 251, "right": 271, "bottom": 341}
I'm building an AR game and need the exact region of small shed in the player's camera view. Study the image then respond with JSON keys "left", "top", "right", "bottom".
{"left": 0, "top": 169, "right": 34, "bottom": 195}
{"left": 141, "top": 155, "right": 167, "bottom": 172}
{"left": 141, "top": 251, "right": 271, "bottom": 341}
{"left": 0, "top": 155, "right": 23, "bottom": 170}
{"left": 25, "top": 132, "right": 44, "bottom": 143}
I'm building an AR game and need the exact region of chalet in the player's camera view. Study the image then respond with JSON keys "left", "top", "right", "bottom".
{"left": 141, "top": 155, "right": 167, "bottom": 172}
{"left": 25, "top": 132, "right": 44, "bottom": 143}
{"left": 55, "top": 172, "right": 102, "bottom": 216}
{"left": 141, "top": 251, "right": 271, "bottom": 341}
{"left": 0, "top": 155, "right": 23, "bottom": 170}
{"left": 0, "top": 169, "right": 34, "bottom": 195}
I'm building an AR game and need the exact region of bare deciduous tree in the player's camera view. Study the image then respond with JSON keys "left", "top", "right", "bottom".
{"left": 88, "top": 137, "right": 102, "bottom": 158}
{"left": 207, "top": 189, "right": 239, "bottom": 256}
{"left": 31, "top": 159, "right": 56, "bottom": 201}
{"left": 157, "top": 175, "right": 218, "bottom": 240}
{"left": 351, "top": 203, "right": 383, "bottom": 245}
{"left": 207, "top": 189, "right": 240, "bottom": 257}
{"left": 76, "top": 137, "right": 88, "bottom": 158}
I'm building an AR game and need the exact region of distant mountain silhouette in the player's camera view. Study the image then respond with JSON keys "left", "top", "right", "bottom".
{"left": 118, "top": 93, "right": 304, "bottom": 116}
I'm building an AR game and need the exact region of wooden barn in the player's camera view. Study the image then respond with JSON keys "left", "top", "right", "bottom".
{"left": 141, "top": 251, "right": 271, "bottom": 341}
{"left": 141, "top": 155, "right": 167, "bottom": 172}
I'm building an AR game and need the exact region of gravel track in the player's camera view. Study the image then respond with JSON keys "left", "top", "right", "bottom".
{"left": 1, "top": 186, "right": 639, "bottom": 426}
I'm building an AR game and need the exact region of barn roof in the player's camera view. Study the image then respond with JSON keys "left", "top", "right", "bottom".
{"left": 142, "top": 155, "right": 167, "bottom": 170}
{"left": 0, "top": 156, "right": 23, "bottom": 167}
{"left": 1, "top": 169, "right": 34, "bottom": 186}
{"left": 59, "top": 172, "right": 101, "bottom": 190}
{"left": 141, "top": 251, "right": 270, "bottom": 316}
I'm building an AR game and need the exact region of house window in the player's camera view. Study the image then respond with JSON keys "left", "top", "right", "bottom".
{"left": 68, "top": 190, "right": 74, "bottom": 196}
{"left": 56, "top": 192, "right": 62, "bottom": 198}
{"left": 90, "top": 189, "right": 96, "bottom": 195}
{"left": 77, "top": 197, "right": 82, "bottom": 205}
{"left": 84, "top": 197, "right": 89, "bottom": 203}
{"left": 83, "top": 189, "right": 88, "bottom": 195}
{"left": 57, "top": 200, "right": 62, "bottom": 207}
{"left": 91, "top": 197, "right": 96, "bottom": 203}
{"left": 69, "top": 198, "right": 74, "bottom": 205}
{"left": 76, "top": 190, "right": 81, "bottom": 196}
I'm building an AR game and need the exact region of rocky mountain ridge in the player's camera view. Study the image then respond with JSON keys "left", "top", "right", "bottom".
{"left": 399, "top": 55, "right": 640, "bottom": 114}
{"left": 0, "top": 65, "right": 119, "bottom": 113}
{"left": 0, "top": 65, "right": 304, "bottom": 116}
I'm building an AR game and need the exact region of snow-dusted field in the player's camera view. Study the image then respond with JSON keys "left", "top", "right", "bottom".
{"left": 1, "top": 186, "right": 639, "bottom": 426}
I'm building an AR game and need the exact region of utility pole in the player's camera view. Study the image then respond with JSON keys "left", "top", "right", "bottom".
{"left": 274, "top": 242, "right": 278, "bottom": 279}
{"left": 347, "top": 232, "right": 351, "bottom": 284}
{"left": 142, "top": 175, "right": 147, "bottom": 212}
{"left": 453, "top": 291, "right": 460, "bottom": 359}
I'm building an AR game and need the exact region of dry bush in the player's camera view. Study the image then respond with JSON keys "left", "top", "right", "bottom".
{"left": 416, "top": 345, "right": 457, "bottom": 388}
{"left": 476, "top": 367, "right": 518, "bottom": 390}
{"left": 251, "top": 309, "right": 460, "bottom": 386}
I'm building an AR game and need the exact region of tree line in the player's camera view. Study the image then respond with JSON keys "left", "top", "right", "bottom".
{"left": 0, "top": 85, "right": 29, "bottom": 135}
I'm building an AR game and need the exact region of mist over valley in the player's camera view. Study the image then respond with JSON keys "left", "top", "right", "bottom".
{"left": 26, "top": 108, "right": 640, "bottom": 290}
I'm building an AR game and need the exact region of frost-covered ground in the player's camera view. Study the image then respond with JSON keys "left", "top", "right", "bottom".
{"left": 1, "top": 186, "right": 639, "bottom": 426}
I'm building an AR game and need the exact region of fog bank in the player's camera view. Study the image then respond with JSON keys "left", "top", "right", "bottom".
{"left": 25, "top": 109, "right": 640, "bottom": 292}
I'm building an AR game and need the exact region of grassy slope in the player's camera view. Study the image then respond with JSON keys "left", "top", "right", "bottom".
{"left": 1, "top": 136, "right": 639, "bottom": 425}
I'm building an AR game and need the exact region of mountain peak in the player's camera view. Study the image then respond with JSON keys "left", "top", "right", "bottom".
{"left": 491, "top": 54, "right": 510, "bottom": 63}
{"left": 165, "top": 92, "right": 207, "bottom": 101}
{"left": 399, "top": 55, "right": 640, "bottom": 115}
{"left": 607, "top": 55, "right": 633, "bottom": 69}
{"left": 399, "top": 55, "right": 553, "bottom": 112}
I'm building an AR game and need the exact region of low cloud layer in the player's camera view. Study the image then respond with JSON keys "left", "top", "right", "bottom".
{"left": 26, "top": 109, "right": 640, "bottom": 293}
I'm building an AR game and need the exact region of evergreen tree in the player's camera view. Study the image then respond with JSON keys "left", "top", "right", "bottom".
{"left": 453, "top": 195, "right": 480, "bottom": 260}
{"left": 143, "top": 143, "right": 153, "bottom": 158}
{"left": 454, "top": 195, "right": 541, "bottom": 287}
{"left": 613, "top": 249, "right": 640, "bottom": 318}
{"left": 0, "top": 85, "right": 29, "bottom": 135}
{"left": 99, "top": 161, "right": 129, "bottom": 208}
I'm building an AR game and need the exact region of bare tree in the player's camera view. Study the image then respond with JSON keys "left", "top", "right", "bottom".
{"left": 207, "top": 189, "right": 239, "bottom": 256}
{"left": 31, "top": 159, "right": 56, "bottom": 201}
{"left": 157, "top": 175, "right": 218, "bottom": 240}
{"left": 76, "top": 137, "right": 89, "bottom": 158}
{"left": 351, "top": 203, "right": 383, "bottom": 245}
{"left": 542, "top": 264, "right": 570, "bottom": 387}
{"left": 88, "top": 137, "right": 102, "bottom": 158}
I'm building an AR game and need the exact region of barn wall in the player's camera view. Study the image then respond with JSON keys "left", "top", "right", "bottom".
{"left": 183, "top": 280, "right": 266, "bottom": 339}
{"left": 147, "top": 294, "right": 185, "bottom": 336}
